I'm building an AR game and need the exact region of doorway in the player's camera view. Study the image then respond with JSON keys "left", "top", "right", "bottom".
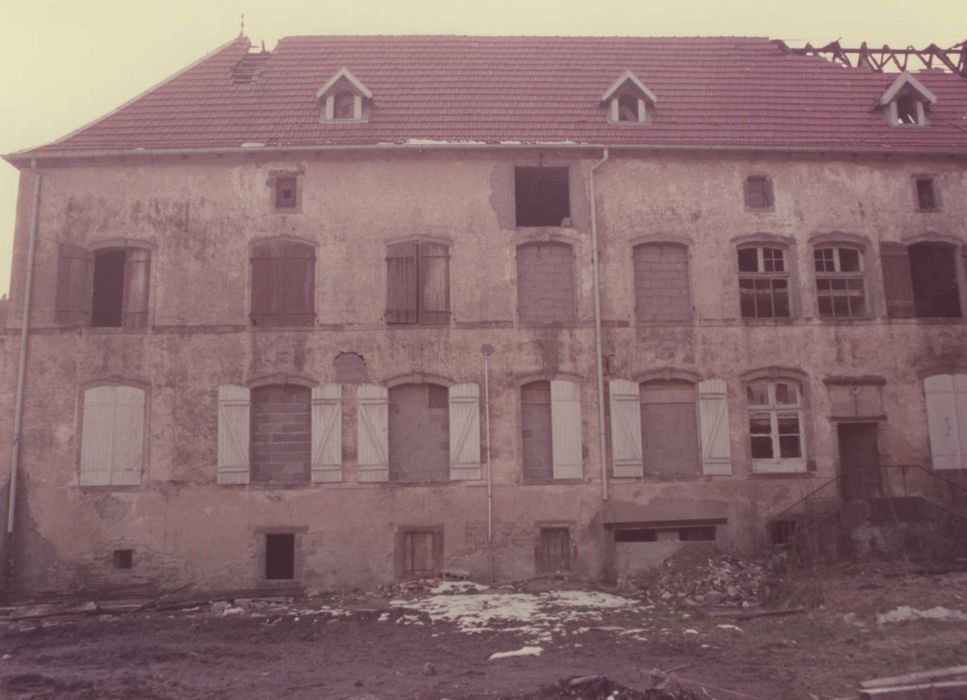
{"left": 837, "top": 423, "right": 881, "bottom": 500}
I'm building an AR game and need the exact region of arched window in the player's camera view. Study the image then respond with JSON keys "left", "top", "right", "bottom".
{"left": 516, "top": 242, "right": 576, "bottom": 324}
{"left": 79, "top": 384, "right": 146, "bottom": 486}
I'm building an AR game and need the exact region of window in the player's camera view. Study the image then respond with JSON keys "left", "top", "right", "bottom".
{"left": 915, "top": 176, "right": 939, "bottom": 211}
{"left": 617, "top": 94, "right": 641, "bottom": 122}
{"left": 746, "top": 380, "right": 805, "bottom": 473}
{"left": 879, "top": 72, "right": 935, "bottom": 128}
{"left": 274, "top": 176, "right": 298, "bottom": 210}
{"left": 79, "top": 385, "right": 146, "bottom": 486}
{"left": 601, "top": 71, "right": 656, "bottom": 124}
{"left": 385, "top": 241, "right": 449, "bottom": 325}
{"left": 113, "top": 549, "right": 134, "bottom": 569}
{"left": 923, "top": 374, "right": 967, "bottom": 470}
{"left": 250, "top": 385, "right": 311, "bottom": 484}
{"left": 514, "top": 167, "right": 570, "bottom": 227}
{"left": 882, "top": 241, "right": 963, "bottom": 319}
{"left": 265, "top": 533, "right": 296, "bottom": 580}
{"left": 895, "top": 95, "right": 923, "bottom": 125}
{"left": 250, "top": 239, "right": 315, "bottom": 327}
{"left": 317, "top": 68, "right": 372, "bottom": 123}
{"left": 536, "top": 528, "right": 571, "bottom": 573}
{"left": 333, "top": 91, "right": 355, "bottom": 119}
{"left": 516, "top": 242, "right": 575, "bottom": 325}
{"left": 389, "top": 383, "right": 450, "bottom": 482}
{"left": 521, "top": 379, "right": 583, "bottom": 481}
{"left": 814, "top": 246, "right": 866, "bottom": 318}
{"left": 633, "top": 242, "right": 691, "bottom": 322}
{"left": 738, "top": 245, "right": 790, "bottom": 318}
{"left": 640, "top": 382, "right": 700, "bottom": 475}
{"left": 56, "top": 244, "right": 150, "bottom": 329}
{"left": 744, "top": 176, "right": 774, "bottom": 210}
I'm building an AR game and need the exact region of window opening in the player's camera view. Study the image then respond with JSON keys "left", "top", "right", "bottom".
{"left": 738, "top": 246, "right": 790, "bottom": 318}
{"left": 521, "top": 381, "right": 553, "bottom": 481}
{"left": 744, "top": 176, "right": 773, "bottom": 210}
{"left": 896, "top": 95, "right": 920, "bottom": 125}
{"left": 678, "top": 526, "right": 716, "bottom": 542}
{"left": 265, "top": 533, "right": 295, "bottom": 580}
{"left": 514, "top": 167, "right": 570, "bottom": 227}
{"left": 916, "top": 177, "right": 937, "bottom": 210}
{"left": 614, "top": 528, "right": 658, "bottom": 543}
{"left": 91, "top": 250, "right": 127, "bottom": 327}
{"left": 617, "top": 94, "right": 639, "bottom": 122}
{"left": 333, "top": 91, "right": 355, "bottom": 119}
{"left": 814, "top": 246, "right": 866, "bottom": 318}
{"left": 537, "top": 528, "right": 571, "bottom": 573}
{"left": 747, "top": 380, "right": 804, "bottom": 468}
{"left": 275, "top": 176, "right": 298, "bottom": 209}
{"left": 113, "top": 549, "right": 134, "bottom": 569}
{"left": 909, "top": 242, "right": 961, "bottom": 318}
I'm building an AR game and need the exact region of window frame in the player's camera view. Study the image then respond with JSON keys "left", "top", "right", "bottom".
{"left": 77, "top": 380, "right": 150, "bottom": 487}
{"left": 744, "top": 378, "right": 807, "bottom": 474}
{"left": 813, "top": 244, "right": 868, "bottom": 319}
{"left": 385, "top": 238, "right": 451, "bottom": 326}
{"left": 736, "top": 243, "right": 793, "bottom": 320}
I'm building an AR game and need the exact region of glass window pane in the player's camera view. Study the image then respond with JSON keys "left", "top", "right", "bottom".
{"left": 777, "top": 412, "right": 801, "bottom": 432}
{"left": 779, "top": 435, "right": 802, "bottom": 458}
{"left": 751, "top": 436, "right": 774, "bottom": 459}
{"left": 738, "top": 248, "right": 759, "bottom": 273}
{"left": 749, "top": 413, "right": 772, "bottom": 433}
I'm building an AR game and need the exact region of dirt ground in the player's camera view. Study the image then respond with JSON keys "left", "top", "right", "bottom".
{"left": 2, "top": 562, "right": 967, "bottom": 700}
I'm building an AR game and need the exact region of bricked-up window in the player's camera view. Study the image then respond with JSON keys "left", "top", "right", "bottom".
{"left": 882, "top": 242, "right": 963, "bottom": 318}
{"left": 250, "top": 385, "right": 311, "bottom": 483}
{"left": 747, "top": 380, "right": 805, "bottom": 473}
{"left": 250, "top": 240, "right": 315, "bottom": 327}
{"left": 633, "top": 242, "right": 691, "bottom": 322}
{"left": 274, "top": 176, "right": 298, "bottom": 209}
{"left": 515, "top": 167, "right": 570, "bottom": 227}
{"left": 814, "top": 246, "right": 866, "bottom": 318}
{"left": 640, "top": 382, "right": 699, "bottom": 475}
{"left": 388, "top": 383, "right": 449, "bottom": 482}
{"left": 265, "top": 533, "right": 295, "bottom": 580}
{"left": 744, "top": 176, "right": 774, "bottom": 210}
{"left": 915, "top": 177, "right": 938, "bottom": 211}
{"left": 516, "top": 242, "right": 576, "bottom": 325}
{"left": 738, "top": 246, "right": 790, "bottom": 319}
{"left": 56, "top": 244, "right": 150, "bottom": 329}
{"left": 386, "top": 241, "right": 450, "bottom": 325}
{"left": 521, "top": 381, "right": 553, "bottom": 480}
{"left": 536, "top": 527, "right": 571, "bottom": 573}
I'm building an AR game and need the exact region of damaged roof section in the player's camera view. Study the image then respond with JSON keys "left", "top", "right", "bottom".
{"left": 9, "top": 35, "right": 967, "bottom": 161}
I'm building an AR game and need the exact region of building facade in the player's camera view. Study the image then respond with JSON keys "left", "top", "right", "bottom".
{"left": 2, "top": 36, "right": 967, "bottom": 595}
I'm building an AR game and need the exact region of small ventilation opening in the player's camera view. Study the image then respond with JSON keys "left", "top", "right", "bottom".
{"left": 275, "top": 176, "right": 297, "bottom": 209}
{"left": 265, "top": 533, "right": 295, "bottom": 580}
{"left": 113, "top": 549, "right": 134, "bottom": 570}
{"left": 514, "top": 167, "right": 570, "bottom": 227}
{"left": 91, "top": 250, "right": 126, "bottom": 327}
{"left": 916, "top": 177, "right": 937, "bottom": 210}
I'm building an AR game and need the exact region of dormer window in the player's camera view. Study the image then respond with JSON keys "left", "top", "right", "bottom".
{"left": 317, "top": 68, "right": 373, "bottom": 123}
{"left": 878, "top": 72, "right": 936, "bottom": 128}
{"left": 601, "top": 71, "right": 656, "bottom": 124}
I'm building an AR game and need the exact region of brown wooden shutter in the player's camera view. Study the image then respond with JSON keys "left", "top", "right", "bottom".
{"left": 55, "top": 242, "right": 93, "bottom": 326}
{"left": 122, "top": 248, "right": 150, "bottom": 329}
{"left": 251, "top": 240, "right": 283, "bottom": 326}
{"left": 386, "top": 242, "right": 418, "bottom": 324}
{"left": 282, "top": 242, "right": 315, "bottom": 327}
{"left": 419, "top": 242, "right": 449, "bottom": 325}
{"left": 880, "top": 242, "right": 915, "bottom": 318}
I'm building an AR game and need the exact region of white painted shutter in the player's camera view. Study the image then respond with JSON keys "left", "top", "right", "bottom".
{"left": 924, "top": 374, "right": 965, "bottom": 470}
{"left": 217, "top": 384, "right": 250, "bottom": 485}
{"left": 357, "top": 384, "right": 389, "bottom": 482}
{"left": 609, "top": 379, "right": 643, "bottom": 477}
{"left": 111, "top": 386, "right": 145, "bottom": 485}
{"left": 698, "top": 378, "right": 732, "bottom": 475}
{"left": 311, "top": 384, "right": 343, "bottom": 483}
{"left": 551, "top": 379, "right": 583, "bottom": 479}
{"left": 80, "top": 386, "right": 117, "bottom": 486}
{"left": 449, "top": 383, "right": 481, "bottom": 481}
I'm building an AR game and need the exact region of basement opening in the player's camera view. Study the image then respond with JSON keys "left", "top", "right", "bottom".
{"left": 265, "top": 533, "right": 296, "bottom": 580}
{"left": 91, "top": 250, "right": 127, "bottom": 327}
{"left": 536, "top": 527, "right": 572, "bottom": 573}
{"left": 112, "top": 549, "right": 134, "bottom": 570}
{"left": 514, "top": 166, "right": 570, "bottom": 227}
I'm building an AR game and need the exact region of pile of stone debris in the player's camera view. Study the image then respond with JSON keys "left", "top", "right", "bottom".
{"left": 633, "top": 544, "right": 786, "bottom": 608}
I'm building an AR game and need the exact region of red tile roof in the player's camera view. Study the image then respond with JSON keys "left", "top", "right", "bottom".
{"left": 15, "top": 35, "right": 967, "bottom": 157}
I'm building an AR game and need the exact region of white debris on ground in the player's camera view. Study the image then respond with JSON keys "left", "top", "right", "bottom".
{"left": 488, "top": 645, "right": 543, "bottom": 660}
{"left": 876, "top": 606, "right": 967, "bottom": 624}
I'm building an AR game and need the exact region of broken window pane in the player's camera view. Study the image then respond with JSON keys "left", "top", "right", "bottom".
{"left": 815, "top": 246, "right": 867, "bottom": 319}
{"left": 514, "top": 166, "right": 570, "bottom": 227}
{"left": 738, "top": 246, "right": 791, "bottom": 319}
{"left": 896, "top": 96, "right": 919, "bottom": 125}
{"left": 747, "top": 381, "right": 805, "bottom": 468}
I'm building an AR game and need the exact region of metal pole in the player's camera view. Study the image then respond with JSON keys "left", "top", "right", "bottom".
{"left": 482, "top": 344, "right": 495, "bottom": 584}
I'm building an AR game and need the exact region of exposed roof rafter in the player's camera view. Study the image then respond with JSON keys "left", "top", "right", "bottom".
{"left": 783, "top": 39, "right": 967, "bottom": 78}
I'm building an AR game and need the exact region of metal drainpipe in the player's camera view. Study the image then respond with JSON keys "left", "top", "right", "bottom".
{"left": 481, "top": 344, "right": 495, "bottom": 583}
{"left": 589, "top": 148, "right": 610, "bottom": 502}
{"left": 4, "top": 161, "right": 42, "bottom": 590}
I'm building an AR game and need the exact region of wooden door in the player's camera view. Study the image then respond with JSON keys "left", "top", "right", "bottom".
{"left": 838, "top": 423, "right": 881, "bottom": 500}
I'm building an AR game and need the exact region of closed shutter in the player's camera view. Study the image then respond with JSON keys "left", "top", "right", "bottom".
{"left": 282, "top": 242, "right": 315, "bottom": 327}
{"left": 924, "top": 374, "right": 966, "bottom": 470}
{"left": 881, "top": 242, "right": 915, "bottom": 318}
{"left": 550, "top": 379, "right": 583, "bottom": 479}
{"left": 80, "top": 386, "right": 117, "bottom": 486}
{"left": 55, "top": 243, "right": 93, "bottom": 326}
{"left": 311, "top": 384, "right": 342, "bottom": 482}
{"left": 386, "top": 242, "right": 418, "bottom": 324}
{"left": 357, "top": 384, "right": 389, "bottom": 482}
{"left": 250, "top": 241, "right": 283, "bottom": 326}
{"left": 217, "top": 384, "right": 251, "bottom": 484}
{"left": 111, "top": 386, "right": 145, "bottom": 485}
{"left": 419, "top": 242, "right": 450, "bottom": 325}
{"left": 122, "top": 248, "right": 150, "bottom": 329}
{"left": 698, "top": 378, "right": 732, "bottom": 475}
{"left": 609, "top": 379, "right": 643, "bottom": 477}
{"left": 449, "top": 383, "right": 481, "bottom": 480}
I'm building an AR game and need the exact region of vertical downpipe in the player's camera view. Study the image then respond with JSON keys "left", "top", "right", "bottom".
{"left": 4, "top": 161, "right": 42, "bottom": 593}
{"left": 589, "top": 148, "right": 610, "bottom": 502}
{"left": 481, "top": 344, "right": 495, "bottom": 583}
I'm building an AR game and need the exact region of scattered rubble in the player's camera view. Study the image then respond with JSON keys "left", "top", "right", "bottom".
{"left": 876, "top": 605, "right": 967, "bottom": 624}
{"left": 512, "top": 674, "right": 704, "bottom": 700}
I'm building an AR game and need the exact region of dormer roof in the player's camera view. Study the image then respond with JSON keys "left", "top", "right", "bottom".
{"left": 878, "top": 71, "right": 938, "bottom": 107}
{"left": 600, "top": 70, "right": 657, "bottom": 105}
{"left": 316, "top": 67, "right": 373, "bottom": 100}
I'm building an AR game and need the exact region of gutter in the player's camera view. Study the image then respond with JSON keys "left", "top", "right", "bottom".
{"left": 588, "top": 148, "right": 610, "bottom": 502}
{"left": 4, "top": 161, "right": 41, "bottom": 594}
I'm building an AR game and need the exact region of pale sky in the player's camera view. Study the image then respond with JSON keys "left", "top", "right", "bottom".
{"left": 0, "top": 0, "right": 964, "bottom": 297}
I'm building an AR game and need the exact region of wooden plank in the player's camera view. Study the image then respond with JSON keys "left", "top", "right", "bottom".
{"left": 860, "top": 680, "right": 967, "bottom": 699}
{"left": 861, "top": 666, "right": 967, "bottom": 689}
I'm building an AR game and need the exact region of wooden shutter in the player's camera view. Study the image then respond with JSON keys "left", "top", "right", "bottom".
{"left": 357, "top": 384, "right": 389, "bottom": 482}
{"left": 924, "top": 374, "right": 966, "bottom": 470}
{"left": 282, "top": 242, "right": 315, "bottom": 327}
{"left": 55, "top": 242, "right": 92, "bottom": 326}
{"left": 122, "top": 248, "right": 150, "bottom": 329}
{"left": 79, "top": 386, "right": 116, "bottom": 486}
{"left": 386, "top": 242, "right": 418, "bottom": 324}
{"left": 111, "top": 386, "right": 145, "bottom": 485}
{"left": 449, "top": 383, "right": 481, "bottom": 481}
{"left": 250, "top": 241, "right": 283, "bottom": 326}
{"left": 698, "top": 378, "right": 732, "bottom": 475}
{"left": 311, "top": 384, "right": 342, "bottom": 483}
{"left": 608, "top": 379, "right": 643, "bottom": 477}
{"left": 881, "top": 242, "right": 915, "bottom": 318}
{"left": 217, "top": 384, "right": 250, "bottom": 484}
{"left": 550, "top": 379, "right": 583, "bottom": 479}
{"left": 419, "top": 242, "right": 450, "bottom": 325}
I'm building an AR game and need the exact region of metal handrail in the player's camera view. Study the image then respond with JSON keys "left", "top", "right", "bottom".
{"left": 770, "top": 475, "right": 840, "bottom": 523}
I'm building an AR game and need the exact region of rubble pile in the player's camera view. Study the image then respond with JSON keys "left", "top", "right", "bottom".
{"left": 634, "top": 545, "right": 785, "bottom": 608}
